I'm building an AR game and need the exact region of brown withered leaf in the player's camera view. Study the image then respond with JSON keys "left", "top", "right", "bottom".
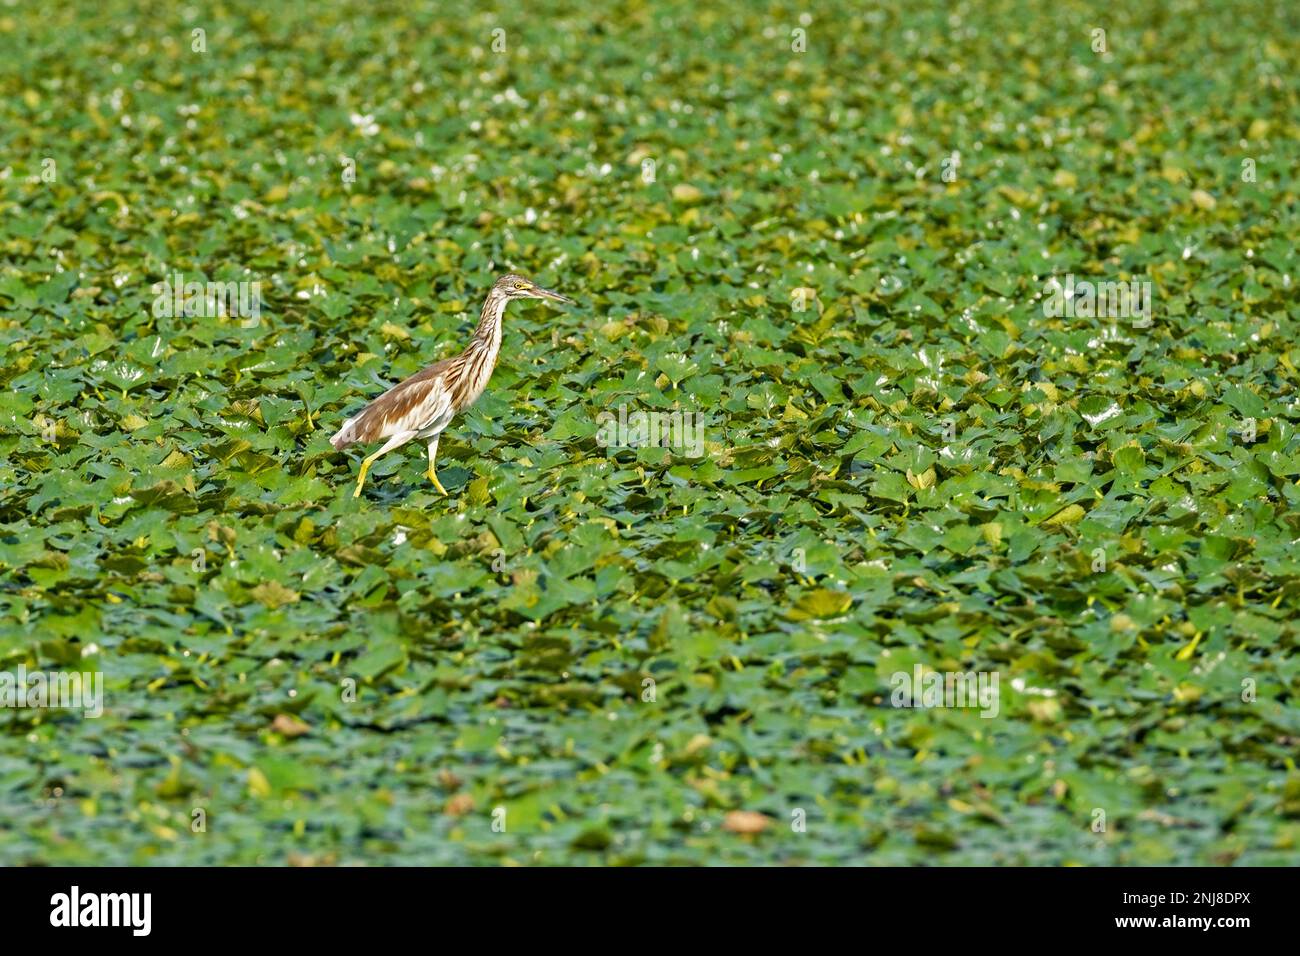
{"left": 271, "top": 714, "right": 310, "bottom": 738}
{"left": 722, "top": 810, "right": 772, "bottom": 834}
{"left": 444, "top": 793, "right": 475, "bottom": 816}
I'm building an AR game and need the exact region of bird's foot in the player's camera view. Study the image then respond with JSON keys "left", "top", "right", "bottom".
{"left": 428, "top": 468, "right": 448, "bottom": 496}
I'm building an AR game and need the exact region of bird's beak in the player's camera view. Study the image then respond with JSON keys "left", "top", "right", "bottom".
{"left": 532, "top": 285, "right": 573, "bottom": 304}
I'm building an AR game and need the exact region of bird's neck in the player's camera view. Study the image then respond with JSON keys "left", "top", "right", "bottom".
{"left": 467, "top": 290, "right": 508, "bottom": 359}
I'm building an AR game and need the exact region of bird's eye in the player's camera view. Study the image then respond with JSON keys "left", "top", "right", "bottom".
{"left": 514, "top": 282, "right": 527, "bottom": 290}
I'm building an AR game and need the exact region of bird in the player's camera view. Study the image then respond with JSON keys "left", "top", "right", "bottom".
{"left": 330, "top": 273, "right": 573, "bottom": 498}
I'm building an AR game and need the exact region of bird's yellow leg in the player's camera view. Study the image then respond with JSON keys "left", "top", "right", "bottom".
{"left": 353, "top": 453, "right": 379, "bottom": 498}
{"left": 351, "top": 431, "right": 417, "bottom": 499}
{"left": 426, "top": 438, "right": 447, "bottom": 495}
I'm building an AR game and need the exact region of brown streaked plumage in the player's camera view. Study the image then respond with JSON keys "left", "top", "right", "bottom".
{"left": 331, "top": 273, "right": 573, "bottom": 497}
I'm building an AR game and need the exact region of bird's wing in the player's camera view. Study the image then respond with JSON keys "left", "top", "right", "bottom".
{"left": 330, "top": 358, "right": 460, "bottom": 449}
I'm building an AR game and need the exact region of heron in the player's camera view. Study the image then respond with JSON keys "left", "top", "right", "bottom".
{"left": 330, "top": 273, "right": 573, "bottom": 498}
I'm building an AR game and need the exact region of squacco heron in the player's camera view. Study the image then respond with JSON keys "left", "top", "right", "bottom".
{"left": 330, "top": 273, "right": 573, "bottom": 497}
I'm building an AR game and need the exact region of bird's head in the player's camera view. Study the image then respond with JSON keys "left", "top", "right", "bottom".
{"left": 493, "top": 273, "right": 573, "bottom": 304}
